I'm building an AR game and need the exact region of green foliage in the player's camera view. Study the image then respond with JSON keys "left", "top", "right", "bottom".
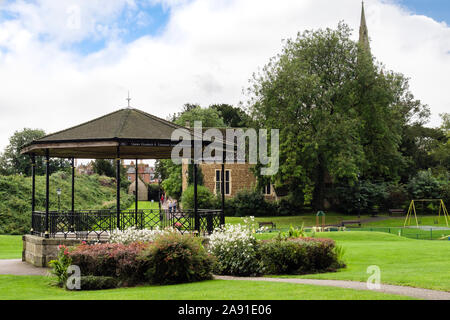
{"left": 276, "top": 224, "right": 306, "bottom": 240}
{"left": 247, "top": 22, "right": 429, "bottom": 210}
{"left": 0, "top": 172, "right": 133, "bottom": 234}
{"left": 0, "top": 128, "right": 70, "bottom": 176}
{"left": 181, "top": 185, "right": 214, "bottom": 210}
{"left": 259, "top": 238, "right": 344, "bottom": 275}
{"left": 332, "top": 180, "right": 389, "bottom": 213}
{"left": 227, "top": 190, "right": 275, "bottom": 217}
{"left": 208, "top": 224, "right": 264, "bottom": 277}
{"left": 400, "top": 125, "right": 447, "bottom": 178}
{"left": 172, "top": 104, "right": 225, "bottom": 128}
{"left": 210, "top": 104, "right": 251, "bottom": 127}
{"left": 69, "top": 242, "right": 150, "bottom": 285}
{"left": 141, "top": 232, "right": 214, "bottom": 285}
{"left": 160, "top": 159, "right": 182, "bottom": 200}
{"left": 147, "top": 184, "right": 160, "bottom": 201}
{"left": 187, "top": 163, "right": 204, "bottom": 186}
{"left": 407, "top": 170, "right": 442, "bottom": 200}
{"left": 92, "top": 160, "right": 115, "bottom": 177}
{"left": 79, "top": 276, "right": 118, "bottom": 291}
{"left": 49, "top": 245, "right": 72, "bottom": 288}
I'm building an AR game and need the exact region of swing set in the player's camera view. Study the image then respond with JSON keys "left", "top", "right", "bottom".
{"left": 404, "top": 199, "right": 449, "bottom": 228}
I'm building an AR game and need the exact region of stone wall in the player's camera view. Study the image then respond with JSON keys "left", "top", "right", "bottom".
{"left": 182, "top": 162, "right": 257, "bottom": 198}
{"left": 22, "top": 235, "right": 85, "bottom": 267}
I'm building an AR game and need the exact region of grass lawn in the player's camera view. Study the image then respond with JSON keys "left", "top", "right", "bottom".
{"left": 127, "top": 201, "right": 160, "bottom": 210}
{"left": 361, "top": 216, "right": 450, "bottom": 228}
{"left": 265, "top": 232, "right": 450, "bottom": 292}
{"left": 0, "top": 235, "right": 22, "bottom": 259}
{"left": 0, "top": 276, "right": 413, "bottom": 300}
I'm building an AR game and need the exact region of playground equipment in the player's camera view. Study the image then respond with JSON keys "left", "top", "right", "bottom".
{"left": 404, "top": 199, "right": 449, "bottom": 228}
{"left": 316, "top": 211, "right": 326, "bottom": 229}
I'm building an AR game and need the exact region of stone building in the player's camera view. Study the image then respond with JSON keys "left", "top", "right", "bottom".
{"left": 128, "top": 176, "right": 148, "bottom": 201}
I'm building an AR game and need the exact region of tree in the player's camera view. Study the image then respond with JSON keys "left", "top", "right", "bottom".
{"left": 210, "top": 104, "right": 251, "bottom": 127}
{"left": 0, "top": 128, "right": 70, "bottom": 176}
{"left": 247, "top": 23, "right": 428, "bottom": 210}
{"left": 429, "top": 113, "right": 450, "bottom": 172}
{"left": 161, "top": 160, "right": 182, "bottom": 200}
{"left": 399, "top": 124, "right": 446, "bottom": 178}
{"left": 174, "top": 105, "right": 225, "bottom": 128}
{"left": 93, "top": 159, "right": 115, "bottom": 177}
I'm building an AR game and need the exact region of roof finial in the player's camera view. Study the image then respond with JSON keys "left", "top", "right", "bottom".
{"left": 126, "top": 91, "right": 132, "bottom": 108}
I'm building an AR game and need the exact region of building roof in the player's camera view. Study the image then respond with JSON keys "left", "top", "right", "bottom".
{"left": 37, "top": 108, "right": 185, "bottom": 142}
{"left": 20, "top": 108, "right": 197, "bottom": 159}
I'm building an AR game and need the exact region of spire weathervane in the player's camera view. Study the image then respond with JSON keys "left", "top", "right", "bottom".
{"left": 126, "top": 91, "right": 131, "bottom": 108}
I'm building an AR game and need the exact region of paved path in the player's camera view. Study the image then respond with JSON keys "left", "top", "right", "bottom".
{"left": 2, "top": 260, "right": 448, "bottom": 300}
{"left": 0, "top": 260, "right": 50, "bottom": 276}
{"left": 215, "top": 276, "right": 450, "bottom": 300}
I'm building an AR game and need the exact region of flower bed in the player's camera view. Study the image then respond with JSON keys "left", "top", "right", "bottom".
{"left": 50, "top": 222, "right": 346, "bottom": 290}
{"left": 207, "top": 220, "right": 345, "bottom": 277}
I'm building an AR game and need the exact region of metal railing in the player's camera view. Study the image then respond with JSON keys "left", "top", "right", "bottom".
{"left": 31, "top": 209, "right": 224, "bottom": 240}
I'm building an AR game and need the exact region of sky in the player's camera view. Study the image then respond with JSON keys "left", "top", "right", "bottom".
{"left": 0, "top": 0, "right": 449, "bottom": 154}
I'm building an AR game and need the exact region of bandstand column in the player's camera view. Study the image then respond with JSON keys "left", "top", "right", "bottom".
{"left": 135, "top": 158, "right": 138, "bottom": 225}
{"left": 221, "top": 142, "right": 226, "bottom": 226}
{"left": 70, "top": 158, "right": 75, "bottom": 231}
{"left": 194, "top": 163, "right": 199, "bottom": 234}
{"left": 116, "top": 146, "right": 121, "bottom": 230}
{"left": 44, "top": 149, "right": 50, "bottom": 238}
{"left": 30, "top": 154, "right": 36, "bottom": 233}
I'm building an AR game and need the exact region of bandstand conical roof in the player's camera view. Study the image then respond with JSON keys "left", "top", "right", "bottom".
{"left": 20, "top": 108, "right": 196, "bottom": 159}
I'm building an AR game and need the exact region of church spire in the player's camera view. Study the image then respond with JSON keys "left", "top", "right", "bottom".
{"left": 359, "top": 1, "right": 370, "bottom": 53}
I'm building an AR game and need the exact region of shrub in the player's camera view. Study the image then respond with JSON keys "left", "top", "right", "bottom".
{"left": 49, "top": 245, "right": 72, "bottom": 287}
{"left": 259, "top": 240, "right": 308, "bottom": 274}
{"left": 332, "top": 180, "right": 388, "bottom": 213}
{"left": 208, "top": 224, "right": 264, "bottom": 276}
{"left": 139, "top": 232, "right": 214, "bottom": 285}
{"left": 148, "top": 184, "right": 161, "bottom": 201}
{"left": 69, "top": 242, "right": 150, "bottom": 285}
{"left": 181, "top": 185, "right": 214, "bottom": 210}
{"left": 259, "top": 238, "right": 344, "bottom": 275}
{"left": 275, "top": 196, "right": 304, "bottom": 216}
{"left": 228, "top": 190, "right": 276, "bottom": 217}
{"left": 79, "top": 276, "right": 118, "bottom": 291}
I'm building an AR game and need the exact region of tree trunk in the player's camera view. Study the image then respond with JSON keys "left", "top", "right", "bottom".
{"left": 313, "top": 154, "right": 325, "bottom": 211}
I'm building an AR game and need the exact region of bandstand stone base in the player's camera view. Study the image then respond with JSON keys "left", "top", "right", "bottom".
{"left": 22, "top": 235, "right": 99, "bottom": 267}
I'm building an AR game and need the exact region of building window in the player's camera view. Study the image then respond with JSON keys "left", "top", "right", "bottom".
{"left": 215, "top": 169, "right": 231, "bottom": 195}
{"left": 264, "top": 184, "right": 271, "bottom": 195}
{"left": 128, "top": 176, "right": 132, "bottom": 181}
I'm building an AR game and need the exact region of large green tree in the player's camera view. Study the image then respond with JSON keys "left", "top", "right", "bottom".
{"left": 0, "top": 128, "right": 70, "bottom": 176}
{"left": 247, "top": 23, "right": 428, "bottom": 210}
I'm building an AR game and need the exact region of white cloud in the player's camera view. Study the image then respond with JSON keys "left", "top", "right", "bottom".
{"left": 0, "top": 0, "right": 449, "bottom": 153}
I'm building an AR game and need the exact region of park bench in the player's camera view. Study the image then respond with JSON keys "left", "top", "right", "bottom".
{"left": 370, "top": 207, "right": 379, "bottom": 217}
{"left": 340, "top": 220, "right": 361, "bottom": 227}
{"left": 259, "top": 222, "right": 277, "bottom": 230}
{"left": 388, "top": 209, "right": 405, "bottom": 216}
